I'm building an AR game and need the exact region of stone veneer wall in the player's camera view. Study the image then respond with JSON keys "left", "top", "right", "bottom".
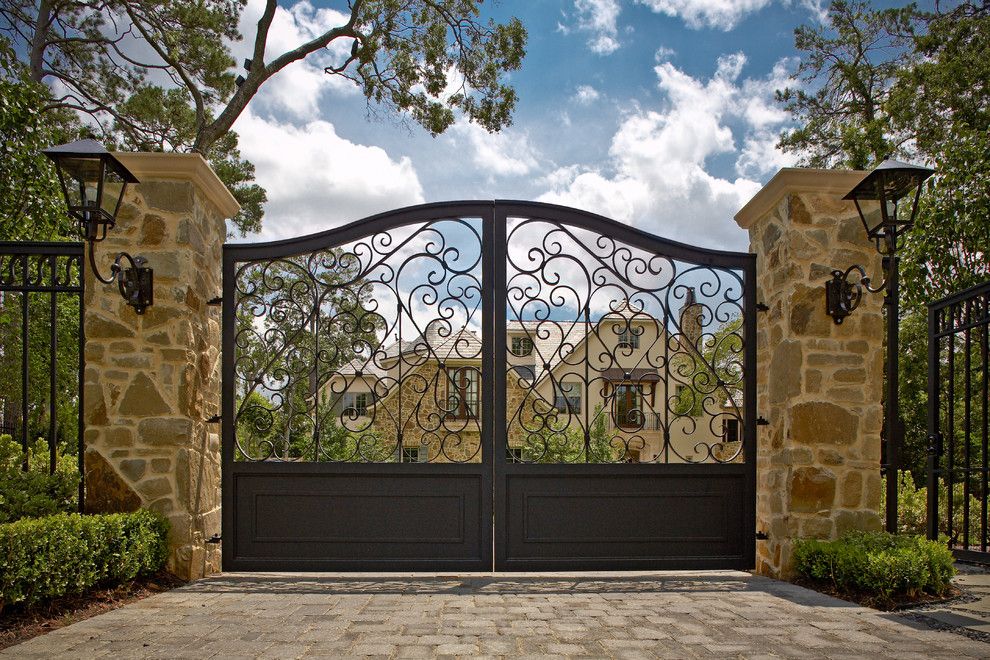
{"left": 735, "top": 169, "right": 885, "bottom": 578}
{"left": 82, "top": 153, "right": 238, "bottom": 580}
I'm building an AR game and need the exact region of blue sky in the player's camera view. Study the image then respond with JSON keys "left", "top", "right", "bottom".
{"left": 227, "top": 0, "right": 913, "bottom": 250}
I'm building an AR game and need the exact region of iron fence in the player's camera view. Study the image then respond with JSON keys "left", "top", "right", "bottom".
{"left": 0, "top": 242, "right": 85, "bottom": 509}
{"left": 928, "top": 279, "right": 990, "bottom": 562}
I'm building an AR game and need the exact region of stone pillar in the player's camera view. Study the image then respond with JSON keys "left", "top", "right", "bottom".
{"left": 82, "top": 153, "right": 239, "bottom": 580}
{"left": 734, "top": 168, "right": 885, "bottom": 579}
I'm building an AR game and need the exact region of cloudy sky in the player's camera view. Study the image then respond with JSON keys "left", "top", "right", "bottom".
{"left": 224, "top": 0, "right": 881, "bottom": 249}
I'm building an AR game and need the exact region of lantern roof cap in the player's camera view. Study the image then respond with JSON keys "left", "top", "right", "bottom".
{"left": 842, "top": 158, "right": 934, "bottom": 201}
{"left": 43, "top": 139, "right": 140, "bottom": 183}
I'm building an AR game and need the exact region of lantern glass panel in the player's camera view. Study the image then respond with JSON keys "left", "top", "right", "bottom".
{"left": 101, "top": 168, "right": 126, "bottom": 218}
{"left": 57, "top": 156, "right": 103, "bottom": 209}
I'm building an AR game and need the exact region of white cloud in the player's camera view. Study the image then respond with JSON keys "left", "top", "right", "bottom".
{"left": 636, "top": 0, "right": 774, "bottom": 30}
{"left": 233, "top": 109, "right": 424, "bottom": 240}
{"left": 449, "top": 122, "right": 541, "bottom": 179}
{"left": 573, "top": 85, "right": 601, "bottom": 105}
{"left": 562, "top": 0, "right": 622, "bottom": 55}
{"left": 537, "top": 54, "right": 794, "bottom": 250}
{"left": 654, "top": 46, "right": 677, "bottom": 62}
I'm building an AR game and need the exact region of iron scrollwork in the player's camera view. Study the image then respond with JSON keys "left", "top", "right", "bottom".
{"left": 231, "top": 218, "right": 484, "bottom": 463}
{"left": 504, "top": 218, "right": 747, "bottom": 464}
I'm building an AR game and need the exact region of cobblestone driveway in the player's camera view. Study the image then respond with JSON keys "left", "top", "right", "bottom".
{"left": 3, "top": 571, "right": 987, "bottom": 659}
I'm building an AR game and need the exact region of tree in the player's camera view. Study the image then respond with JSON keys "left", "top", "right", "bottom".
{"left": 0, "top": 38, "right": 77, "bottom": 241}
{"left": 1, "top": 1, "right": 528, "bottom": 234}
{"left": 777, "top": 0, "right": 990, "bottom": 482}
{"left": 775, "top": 0, "right": 919, "bottom": 169}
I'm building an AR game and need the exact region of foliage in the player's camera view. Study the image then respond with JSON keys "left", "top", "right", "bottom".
{"left": 0, "top": 290, "right": 83, "bottom": 446}
{"left": 881, "top": 472, "right": 986, "bottom": 549}
{"left": 233, "top": 250, "right": 384, "bottom": 460}
{"left": 0, "top": 38, "right": 77, "bottom": 241}
{"left": 793, "top": 530, "right": 955, "bottom": 608}
{"left": 1, "top": 1, "right": 528, "bottom": 234}
{"left": 778, "top": 1, "right": 990, "bottom": 488}
{"left": 0, "top": 509, "right": 168, "bottom": 612}
{"left": 0, "top": 435, "right": 78, "bottom": 524}
{"left": 673, "top": 317, "right": 743, "bottom": 418}
{"left": 523, "top": 404, "right": 621, "bottom": 464}
{"left": 776, "top": 0, "right": 919, "bottom": 169}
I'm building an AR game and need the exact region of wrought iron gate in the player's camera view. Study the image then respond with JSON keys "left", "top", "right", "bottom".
{"left": 222, "top": 201, "right": 756, "bottom": 571}
{"left": 928, "top": 280, "right": 990, "bottom": 563}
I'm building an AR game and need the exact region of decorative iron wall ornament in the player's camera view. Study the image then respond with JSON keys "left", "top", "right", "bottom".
{"left": 230, "top": 216, "right": 485, "bottom": 463}
{"left": 501, "top": 216, "right": 747, "bottom": 464}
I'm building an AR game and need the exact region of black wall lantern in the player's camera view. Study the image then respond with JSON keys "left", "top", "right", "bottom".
{"left": 824, "top": 158, "right": 934, "bottom": 534}
{"left": 825, "top": 159, "right": 934, "bottom": 324}
{"left": 44, "top": 140, "right": 154, "bottom": 314}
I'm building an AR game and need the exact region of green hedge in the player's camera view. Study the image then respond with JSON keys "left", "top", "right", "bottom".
{"left": 794, "top": 531, "right": 955, "bottom": 607}
{"left": 0, "top": 510, "right": 169, "bottom": 611}
{"left": 0, "top": 435, "right": 79, "bottom": 524}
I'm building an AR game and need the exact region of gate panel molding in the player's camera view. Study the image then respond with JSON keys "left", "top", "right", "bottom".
{"left": 83, "top": 152, "right": 237, "bottom": 580}
{"left": 735, "top": 168, "right": 885, "bottom": 579}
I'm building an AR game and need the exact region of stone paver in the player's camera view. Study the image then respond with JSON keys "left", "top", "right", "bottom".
{"left": 3, "top": 571, "right": 988, "bottom": 659}
{"left": 900, "top": 562, "right": 990, "bottom": 640}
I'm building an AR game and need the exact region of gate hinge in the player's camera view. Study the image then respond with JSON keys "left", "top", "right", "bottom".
{"left": 207, "top": 414, "right": 222, "bottom": 423}
{"left": 756, "top": 302, "right": 769, "bottom": 312}
{"left": 756, "top": 417, "right": 769, "bottom": 426}
{"left": 207, "top": 296, "right": 222, "bottom": 306}
{"left": 756, "top": 530, "right": 769, "bottom": 540}
{"left": 206, "top": 533, "right": 222, "bottom": 544}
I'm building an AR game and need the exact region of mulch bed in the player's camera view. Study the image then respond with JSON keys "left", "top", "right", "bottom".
{"left": 791, "top": 577, "right": 963, "bottom": 611}
{"left": 0, "top": 572, "right": 186, "bottom": 651}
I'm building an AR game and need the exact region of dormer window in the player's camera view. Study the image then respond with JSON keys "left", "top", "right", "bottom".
{"left": 511, "top": 335, "right": 534, "bottom": 356}
{"left": 617, "top": 324, "right": 639, "bottom": 349}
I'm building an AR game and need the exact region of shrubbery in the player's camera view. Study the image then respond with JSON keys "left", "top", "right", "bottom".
{"left": 881, "top": 472, "right": 984, "bottom": 547}
{"left": 0, "top": 510, "right": 169, "bottom": 611}
{"left": 0, "top": 434, "right": 79, "bottom": 524}
{"left": 793, "top": 530, "right": 955, "bottom": 608}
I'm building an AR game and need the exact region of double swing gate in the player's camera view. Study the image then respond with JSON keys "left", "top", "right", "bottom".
{"left": 222, "top": 201, "right": 756, "bottom": 571}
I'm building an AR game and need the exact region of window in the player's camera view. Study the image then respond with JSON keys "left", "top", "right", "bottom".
{"left": 506, "top": 447, "right": 523, "bottom": 463}
{"left": 614, "top": 384, "right": 643, "bottom": 428}
{"left": 511, "top": 364, "right": 535, "bottom": 382}
{"left": 722, "top": 418, "right": 740, "bottom": 443}
{"left": 342, "top": 392, "right": 371, "bottom": 416}
{"left": 448, "top": 367, "right": 480, "bottom": 419}
{"left": 511, "top": 335, "right": 534, "bottom": 357}
{"left": 554, "top": 381, "right": 582, "bottom": 413}
{"left": 617, "top": 324, "right": 640, "bottom": 349}
{"left": 401, "top": 446, "right": 428, "bottom": 463}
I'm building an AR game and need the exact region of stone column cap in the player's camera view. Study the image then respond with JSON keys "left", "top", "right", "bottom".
{"left": 734, "top": 167, "right": 867, "bottom": 230}
{"left": 114, "top": 152, "right": 241, "bottom": 219}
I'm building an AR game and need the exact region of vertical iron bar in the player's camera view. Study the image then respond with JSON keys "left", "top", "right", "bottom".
{"left": 948, "top": 310, "right": 956, "bottom": 546}
{"left": 884, "top": 254, "right": 900, "bottom": 533}
{"left": 965, "top": 311, "right": 972, "bottom": 548}
{"left": 583, "top": 305, "right": 590, "bottom": 463}
{"left": 927, "top": 304, "right": 940, "bottom": 540}
{"left": 77, "top": 251, "right": 85, "bottom": 512}
{"left": 48, "top": 258, "right": 57, "bottom": 476}
{"left": 21, "top": 262, "right": 29, "bottom": 471}
{"left": 982, "top": 307, "right": 988, "bottom": 551}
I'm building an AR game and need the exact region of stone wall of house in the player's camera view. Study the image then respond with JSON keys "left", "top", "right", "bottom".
{"left": 735, "top": 169, "right": 885, "bottom": 579}
{"left": 82, "top": 153, "right": 238, "bottom": 580}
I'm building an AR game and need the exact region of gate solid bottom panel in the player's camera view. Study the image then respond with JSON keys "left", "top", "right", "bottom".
{"left": 496, "top": 468, "right": 752, "bottom": 571}
{"left": 225, "top": 465, "right": 491, "bottom": 571}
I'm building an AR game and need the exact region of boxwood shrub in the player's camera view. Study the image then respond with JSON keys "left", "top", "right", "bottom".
{"left": 0, "top": 510, "right": 169, "bottom": 612}
{"left": 793, "top": 530, "right": 955, "bottom": 608}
